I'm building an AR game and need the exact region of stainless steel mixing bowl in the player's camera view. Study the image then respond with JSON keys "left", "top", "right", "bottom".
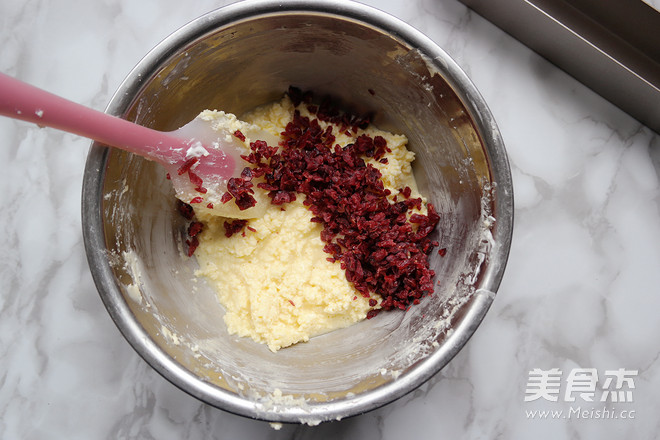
{"left": 82, "top": 0, "right": 513, "bottom": 424}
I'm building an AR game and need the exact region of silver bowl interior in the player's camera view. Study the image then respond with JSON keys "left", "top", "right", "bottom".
{"left": 82, "top": 0, "right": 513, "bottom": 424}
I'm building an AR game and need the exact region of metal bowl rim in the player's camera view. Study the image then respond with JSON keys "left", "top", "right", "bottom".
{"left": 81, "top": 0, "right": 514, "bottom": 423}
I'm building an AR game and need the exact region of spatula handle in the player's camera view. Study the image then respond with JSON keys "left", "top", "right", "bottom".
{"left": 0, "top": 72, "right": 182, "bottom": 162}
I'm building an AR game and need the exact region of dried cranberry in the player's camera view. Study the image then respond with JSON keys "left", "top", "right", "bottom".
{"left": 188, "top": 221, "right": 203, "bottom": 237}
{"left": 177, "top": 157, "right": 198, "bottom": 175}
{"left": 176, "top": 203, "right": 204, "bottom": 257}
{"left": 233, "top": 130, "right": 246, "bottom": 142}
{"left": 177, "top": 201, "right": 195, "bottom": 220}
{"left": 185, "top": 236, "right": 199, "bottom": 257}
{"left": 188, "top": 171, "right": 203, "bottom": 188}
{"left": 224, "top": 219, "right": 249, "bottom": 237}
{"left": 220, "top": 192, "right": 233, "bottom": 204}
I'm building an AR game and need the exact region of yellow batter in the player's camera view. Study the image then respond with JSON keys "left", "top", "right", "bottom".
{"left": 193, "top": 96, "right": 422, "bottom": 351}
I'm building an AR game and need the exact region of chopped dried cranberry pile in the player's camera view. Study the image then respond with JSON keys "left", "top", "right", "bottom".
{"left": 220, "top": 88, "right": 441, "bottom": 316}
{"left": 180, "top": 88, "right": 441, "bottom": 316}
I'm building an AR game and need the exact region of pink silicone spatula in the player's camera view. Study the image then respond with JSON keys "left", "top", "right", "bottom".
{"left": 0, "top": 72, "right": 266, "bottom": 218}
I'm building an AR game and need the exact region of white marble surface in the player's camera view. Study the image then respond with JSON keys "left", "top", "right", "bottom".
{"left": 1, "top": 0, "right": 659, "bottom": 438}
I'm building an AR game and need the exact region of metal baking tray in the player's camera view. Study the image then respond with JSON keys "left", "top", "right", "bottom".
{"left": 459, "top": 0, "right": 660, "bottom": 133}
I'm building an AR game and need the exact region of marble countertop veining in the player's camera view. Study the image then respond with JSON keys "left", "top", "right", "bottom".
{"left": 1, "top": 0, "right": 659, "bottom": 439}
